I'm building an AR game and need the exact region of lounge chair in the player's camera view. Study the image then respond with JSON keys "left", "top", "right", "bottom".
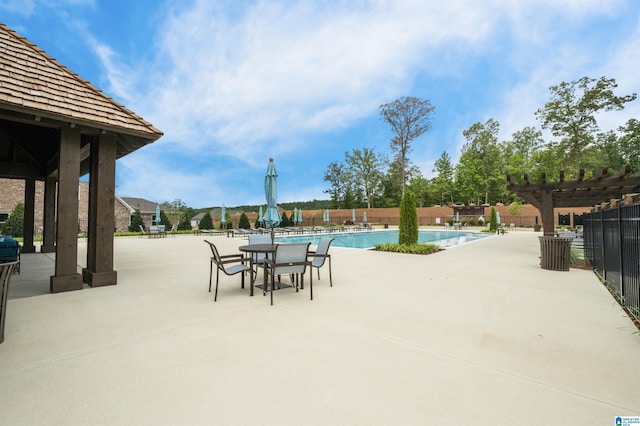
{"left": 204, "top": 240, "right": 252, "bottom": 302}
{"left": 263, "top": 243, "right": 311, "bottom": 305}
{"left": 309, "top": 237, "right": 333, "bottom": 286}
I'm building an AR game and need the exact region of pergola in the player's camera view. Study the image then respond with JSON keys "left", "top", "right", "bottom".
{"left": 507, "top": 166, "right": 640, "bottom": 236}
{"left": 0, "top": 23, "right": 162, "bottom": 292}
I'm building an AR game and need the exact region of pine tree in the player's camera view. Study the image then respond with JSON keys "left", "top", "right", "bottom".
{"left": 199, "top": 212, "right": 213, "bottom": 230}
{"left": 129, "top": 209, "right": 144, "bottom": 232}
{"left": 398, "top": 190, "right": 418, "bottom": 245}
{"left": 2, "top": 203, "right": 24, "bottom": 237}
{"left": 238, "top": 213, "right": 250, "bottom": 229}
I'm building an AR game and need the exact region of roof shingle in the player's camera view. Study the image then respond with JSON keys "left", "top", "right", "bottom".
{"left": 0, "top": 22, "right": 162, "bottom": 140}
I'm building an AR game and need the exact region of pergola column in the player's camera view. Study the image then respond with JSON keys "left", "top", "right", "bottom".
{"left": 22, "top": 178, "right": 36, "bottom": 253}
{"left": 541, "top": 186, "right": 555, "bottom": 236}
{"left": 50, "top": 127, "right": 83, "bottom": 293}
{"left": 41, "top": 176, "right": 56, "bottom": 253}
{"left": 83, "top": 133, "right": 117, "bottom": 287}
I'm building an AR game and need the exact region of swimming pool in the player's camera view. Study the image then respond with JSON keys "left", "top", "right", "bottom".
{"left": 275, "top": 230, "right": 491, "bottom": 249}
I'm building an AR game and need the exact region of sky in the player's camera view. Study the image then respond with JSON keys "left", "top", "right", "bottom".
{"left": 3, "top": 0, "right": 640, "bottom": 208}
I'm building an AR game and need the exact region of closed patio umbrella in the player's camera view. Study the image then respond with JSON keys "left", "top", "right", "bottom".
{"left": 155, "top": 205, "right": 161, "bottom": 224}
{"left": 298, "top": 209, "right": 303, "bottom": 224}
{"left": 221, "top": 206, "right": 226, "bottom": 228}
{"left": 264, "top": 158, "right": 281, "bottom": 242}
{"left": 258, "top": 205, "right": 264, "bottom": 228}
{"left": 293, "top": 208, "right": 298, "bottom": 225}
{"left": 363, "top": 212, "right": 367, "bottom": 222}
{"left": 352, "top": 209, "right": 356, "bottom": 222}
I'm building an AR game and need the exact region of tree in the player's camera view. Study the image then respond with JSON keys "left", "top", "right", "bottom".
{"left": 506, "top": 127, "right": 545, "bottom": 180}
{"left": 407, "top": 175, "right": 431, "bottom": 208}
{"left": 398, "top": 190, "right": 418, "bottom": 245}
{"left": 489, "top": 207, "right": 497, "bottom": 232}
{"left": 432, "top": 151, "right": 455, "bottom": 205}
{"left": 344, "top": 147, "right": 386, "bottom": 208}
{"left": 198, "top": 211, "right": 213, "bottom": 230}
{"left": 2, "top": 203, "right": 24, "bottom": 237}
{"left": 323, "top": 161, "right": 350, "bottom": 209}
{"left": 162, "top": 199, "right": 187, "bottom": 229}
{"left": 380, "top": 96, "right": 435, "bottom": 196}
{"left": 456, "top": 119, "right": 505, "bottom": 204}
{"left": 238, "top": 213, "right": 250, "bottom": 229}
{"left": 535, "top": 76, "right": 637, "bottom": 172}
{"left": 178, "top": 207, "right": 196, "bottom": 230}
{"left": 129, "top": 209, "right": 144, "bottom": 232}
{"left": 618, "top": 118, "right": 640, "bottom": 171}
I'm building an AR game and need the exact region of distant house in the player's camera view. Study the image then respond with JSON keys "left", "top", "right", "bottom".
{"left": 120, "top": 197, "right": 161, "bottom": 230}
{"left": 0, "top": 179, "right": 157, "bottom": 233}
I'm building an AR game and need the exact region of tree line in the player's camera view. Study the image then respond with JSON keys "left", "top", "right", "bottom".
{"left": 324, "top": 76, "right": 638, "bottom": 209}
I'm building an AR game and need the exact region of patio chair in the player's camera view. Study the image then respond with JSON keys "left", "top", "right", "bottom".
{"left": 1, "top": 261, "right": 19, "bottom": 343}
{"left": 248, "top": 234, "right": 272, "bottom": 275}
{"left": 263, "top": 243, "right": 311, "bottom": 305}
{"left": 204, "top": 240, "right": 252, "bottom": 302}
{"left": 309, "top": 237, "right": 333, "bottom": 286}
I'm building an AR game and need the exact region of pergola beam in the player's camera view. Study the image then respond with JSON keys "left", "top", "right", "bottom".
{"left": 507, "top": 166, "right": 640, "bottom": 234}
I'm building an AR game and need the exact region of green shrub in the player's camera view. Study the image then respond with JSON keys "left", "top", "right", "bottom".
{"left": 375, "top": 243, "right": 440, "bottom": 255}
{"left": 238, "top": 213, "right": 250, "bottom": 229}
{"left": 398, "top": 190, "right": 418, "bottom": 245}
{"left": 2, "top": 203, "right": 24, "bottom": 237}
{"left": 489, "top": 207, "right": 498, "bottom": 232}
{"left": 129, "top": 209, "right": 144, "bottom": 232}
{"left": 199, "top": 212, "right": 213, "bottom": 230}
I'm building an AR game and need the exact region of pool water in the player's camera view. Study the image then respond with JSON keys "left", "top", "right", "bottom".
{"left": 275, "top": 230, "right": 491, "bottom": 249}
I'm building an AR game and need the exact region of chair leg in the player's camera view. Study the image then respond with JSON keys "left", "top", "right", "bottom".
{"left": 328, "top": 258, "right": 332, "bottom": 287}
{"left": 241, "top": 268, "right": 245, "bottom": 289}
{"left": 209, "top": 258, "right": 213, "bottom": 292}
{"left": 309, "top": 271, "right": 313, "bottom": 300}
{"left": 270, "top": 269, "right": 274, "bottom": 305}
{"left": 214, "top": 268, "right": 220, "bottom": 301}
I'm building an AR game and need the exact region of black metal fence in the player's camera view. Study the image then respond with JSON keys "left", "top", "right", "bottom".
{"left": 584, "top": 200, "right": 640, "bottom": 324}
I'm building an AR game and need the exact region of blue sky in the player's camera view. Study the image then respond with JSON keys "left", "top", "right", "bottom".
{"left": 3, "top": 0, "right": 639, "bottom": 208}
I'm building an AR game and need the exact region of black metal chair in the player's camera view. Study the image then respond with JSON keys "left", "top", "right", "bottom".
{"left": 263, "top": 243, "right": 311, "bottom": 305}
{"left": 204, "top": 240, "right": 252, "bottom": 301}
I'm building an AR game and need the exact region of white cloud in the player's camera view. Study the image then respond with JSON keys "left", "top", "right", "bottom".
{"left": 80, "top": 0, "right": 639, "bottom": 205}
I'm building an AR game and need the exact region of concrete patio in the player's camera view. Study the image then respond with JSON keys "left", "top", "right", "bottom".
{"left": 1, "top": 230, "right": 639, "bottom": 425}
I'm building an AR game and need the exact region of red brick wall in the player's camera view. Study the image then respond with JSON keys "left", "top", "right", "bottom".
{"left": 1, "top": 178, "right": 131, "bottom": 233}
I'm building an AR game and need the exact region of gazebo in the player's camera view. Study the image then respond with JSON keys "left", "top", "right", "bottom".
{"left": 0, "top": 23, "right": 163, "bottom": 292}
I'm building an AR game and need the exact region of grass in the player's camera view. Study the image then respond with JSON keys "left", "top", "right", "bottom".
{"left": 374, "top": 242, "right": 441, "bottom": 255}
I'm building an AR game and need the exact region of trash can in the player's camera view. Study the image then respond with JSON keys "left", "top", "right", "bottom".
{"left": 1, "top": 261, "right": 19, "bottom": 344}
{"left": 538, "top": 236, "right": 573, "bottom": 271}
{"left": 384, "top": 224, "right": 388, "bottom": 229}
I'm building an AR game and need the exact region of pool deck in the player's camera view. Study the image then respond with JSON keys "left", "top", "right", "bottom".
{"left": 2, "top": 229, "right": 639, "bottom": 425}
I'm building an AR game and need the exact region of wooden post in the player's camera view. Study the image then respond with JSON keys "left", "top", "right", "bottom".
{"left": 541, "top": 186, "right": 555, "bottom": 236}
{"left": 41, "top": 177, "right": 56, "bottom": 253}
{"left": 22, "top": 178, "right": 36, "bottom": 253}
{"left": 50, "top": 127, "right": 83, "bottom": 293}
{"left": 84, "top": 133, "right": 117, "bottom": 287}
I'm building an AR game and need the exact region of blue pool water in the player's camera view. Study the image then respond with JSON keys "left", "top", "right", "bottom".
{"left": 275, "top": 230, "right": 491, "bottom": 249}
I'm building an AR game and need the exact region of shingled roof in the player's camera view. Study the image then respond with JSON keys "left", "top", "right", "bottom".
{"left": 0, "top": 22, "right": 162, "bottom": 139}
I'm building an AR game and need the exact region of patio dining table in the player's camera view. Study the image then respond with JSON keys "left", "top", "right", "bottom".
{"left": 238, "top": 244, "right": 281, "bottom": 296}
{"left": 238, "top": 243, "right": 298, "bottom": 296}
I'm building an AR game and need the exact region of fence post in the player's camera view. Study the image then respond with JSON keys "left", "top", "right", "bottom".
{"left": 617, "top": 200, "right": 625, "bottom": 304}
